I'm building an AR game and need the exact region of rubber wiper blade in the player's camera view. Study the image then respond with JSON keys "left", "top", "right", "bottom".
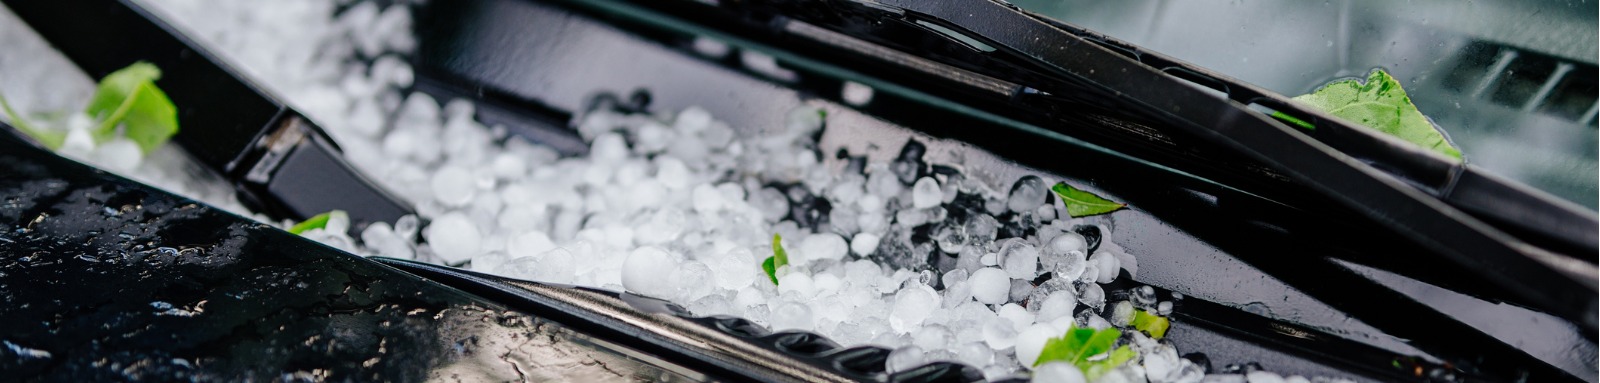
{"left": 2, "top": 0, "right": 415, "bottom": 233}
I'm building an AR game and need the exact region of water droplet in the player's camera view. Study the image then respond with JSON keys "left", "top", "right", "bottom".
{"left": 1241, "top": 302, "right": 1272, "bottom": 316}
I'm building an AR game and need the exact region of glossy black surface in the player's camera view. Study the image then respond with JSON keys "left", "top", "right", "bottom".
{"left": 0, "top": 133, "right": 694, "bottom": 381}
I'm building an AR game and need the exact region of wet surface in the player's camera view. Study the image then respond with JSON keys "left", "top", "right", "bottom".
{"left": 0, "top": 135, "right": 694, "bottom": 381}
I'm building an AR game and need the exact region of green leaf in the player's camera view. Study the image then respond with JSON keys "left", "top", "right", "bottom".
{"left": 1050, "top": 182, "right": 1126, "bottom": 217}
{"left": 1034, "top": 326, "right": 1119, "bottom": 367}
{"left": 288, "top": 210, "right": 345, "bottom": 235}
{"left": 0, "top": 94, "right": 65, "bottom": 149}
{"left": 1034, "top": 326, "right": 1134, "bottom": 380}
{"left": 762, "top": 233, "right": 789, "bottom": 285}
{"left": 1131, "top": 310, "right": 1170, "bottom": 339}
{"left": 84, "top": 62, "right": 179, "bottom": 153}
{"left": 1270, "top": 110, "right": 1316, "bottom": 131}
{"left": 1082, "top": 346, "right": 1138, "bottom": 380}
{"left": 1282, "top": 69, "right": 1461, "bottom": 159}
{"left": 761, "top": 256, "right": 779, "bottom": 285}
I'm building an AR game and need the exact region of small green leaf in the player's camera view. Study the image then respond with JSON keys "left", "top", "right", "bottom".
{"left": 1051, "top": 182, "right": 1125, "bottom": 217}
{"left": 85, "top": 62, "right": 179, "bottom": 153}
{"left": 1082, "top": 346, "right": 1137, "bottom": 380}
{"left": 1283, "top": 69, "right": 1460, "bottom": 159}
{"left": 1269, "top": 110, "right": 1316, "bottom": 131}
{"left": 1034, "top": 326, "right": 1133, "bottom": 380}
{"left": 288, "top": 210, "right": 344, "bottom": 235}
{"left": 761, "top": 256, "right": 778, "bottom": 284}
{"left": 762, "top": 233, "right": 789, "bottom": 285}
{"left": 1034, "top": 326, "right": 1120, "bottom": 367}
{"left": 0, "top": 94, "right": 65, "bottom": 149}
{"left": 1131, "top": 310, "right": 1170, "bottom": 339}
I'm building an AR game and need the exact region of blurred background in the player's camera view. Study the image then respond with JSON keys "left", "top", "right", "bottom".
{"left": 1014, "top": 0, "right": 1600, "bottom": 210}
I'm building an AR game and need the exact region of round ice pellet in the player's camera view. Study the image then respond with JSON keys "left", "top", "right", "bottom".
{"left": 591, "top": 132, "right": 629, "bottom": 162}
{"left": 1109, "top": 301, "right": 1135, "bottom": 326}
{"left": 997, "top": 303, "right": 1032, "bottom": 331}
{"left": 622, "top": 246, "right": 677, "bottom": 298}
{"left": 886, "top": 345, "right": 926, "bottom": 374}
{"left": 999, "top": 239, "right": 1040, "bottom": 279}
{"left": 690, "top": 184, "right": 724, "bottom": 213}
{"left": 673, "top": 261, "right": 714, "bottom": 300}
{"left": 361, "top": 222, "right": 414, "bottom": 260}
{"left": 425, "top": 212, "right": 482, "bottom": 264}
{"left": 430, "top": 165, "right": 476, "bottom": 206}
{"left": 911, "top": 177, "right": 942, "bottom": 209}
{"left": 1142, "top": 347, "right": 1180, "bottom": 380}
{"left": 520, "top": 247, "right": 576, "bottom": 284}
{"left": 958, "top": 342, "right": 994, "bottom": 366}
{"left": 1085, "top": 314, "right": 1111, "bottom": 330}
{"left": 60, "top": 126, "right": 95, "bottom": 155}
{"left": 812, "top": 273, "right": 843, "bottom": 295}
{"left": 912, "top": 324, "right": 952, "bottom": 350}
{"left": 1077, "top": 282, "right": 1106, "bottom": 309}
{"left": 889, "top": 284, "right": 939, "bottom": 333}
{"left": 968, "top": 267, "right": 1010, "bottom": 305}
{"left": 1090, "top": 250, "right": 1120, "bottom": 284}
{"left": 323, "top": 210, "right": 350, "bottom": 235}
{"left": 850, "top": 233, "right": 881, "bottom": 256}
{"left": 1014, "top": 323, "right": 1059, "bottom": 368}
{"left": 1036, "top": 291, "right": 1077, "bottom": 322}
{"left": 770, "top": 301, "right": 814, "bottom": 331}
{"left": 655, "top": 156, "right": 692, "bottom": 189}
{"left": 674, "top": 106, "right": 713, "bottom": 133}
{"left": 798, "top": 232, "right": 848, "bottom": 265}
{"left": 777, "top": 271, "right": 816, "bottom": 297}
{"left": 94, "top": 138, "right": 143, "bottom": 171}
{"left": 1007, "top": 176, "right": 1047, "bottom": 214}
{"left": 1047, "top": 232, "right": 1087, "bottom": 255}
{"left": 1052, "top": 250, "right": 1088, "bottom": 282}
{"left": 982, "top": 319, "right": 1017, "bottom": 350}
{"left": 489, "top": 153, "right": 527, "bottom": 179}
{"left": 1114, "top": 250, "right": 1138, "bottom": 279}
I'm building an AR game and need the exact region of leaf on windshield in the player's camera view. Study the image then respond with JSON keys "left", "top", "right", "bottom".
{"left": 1280, "top": 69, "right": 1461, "bottom": 159}
{"left": 1051, "top": 182, "right": 1125, "bottom": 218}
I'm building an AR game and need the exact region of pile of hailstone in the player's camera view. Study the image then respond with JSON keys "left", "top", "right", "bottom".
{"left": 10, "top": 0, "right": 1335, "bottom": 381}
{"left": 318, "top": 86, "right": 1204, "bottom": 381}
